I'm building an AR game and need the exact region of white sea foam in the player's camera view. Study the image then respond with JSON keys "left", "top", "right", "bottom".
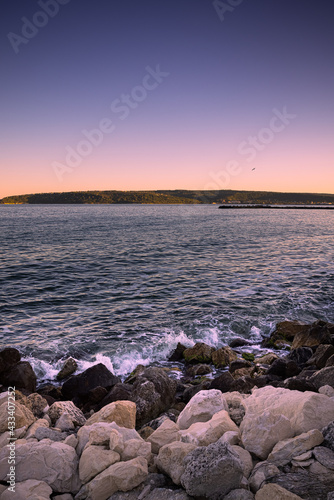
{"left": 77, "top": 353, "right": 115, "bottom": 374}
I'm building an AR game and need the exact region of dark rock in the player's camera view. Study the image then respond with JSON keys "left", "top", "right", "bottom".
{"left": 131, "top": 367, "right": 177, "bottom": 427}
{"left": 307, "top": 344, "right": 334, "bottom": 369}
{"left": 267, "top": 471, "right": 334, "bottom": 500}
{"left": 145, "top": 489, "right": 194, "bottom": 500}
{"left": 124, "top": 364, "right": 146, "bottom": 384}
{"left": 82, "top": 386, "right": 108, "bottom": 411}
{"left": 25, "top": 393, "right": 49, "bottom": 418}
{"left": 267, "top": 320, "right": 310, "bottom": 346}
{"left": 267, "top": 358, "right": 301, "bottom": 379}
{"left": 0, "top": 361, "right": 37, "bottom": 393}
{"left": 61, "top": 363, "right": 120, "bottom": 403}
{"left": 35, "top": 427, "right": 68, "bottom": 442}
{"left": 322, "top": 421, "right": 334, "bottom": 452}
{"left": 56, "top": 357, "right": 78, "bottom": 380}
{"left": 229, "top": 359, "right": 253, "bottom": 373}
{"left": 182, "top": 381, "right": 211, "bottom": 403}
{"left": 180, "top": 441, "right": 243, "bottom": 499}
{"left": 283, "top": 377, "right": 317, "bottom": 392}
{"left": 209, "top": 371, "right": 234, "bottom": 393}
{"left": 326, "top": 354, "right": 334, "bottom": 367}
{"left": 183, "top": 343, "right": 215, "bottom": 364}
{"left": 286, "top": 347, "right": 314, "bottom": 366}
{"left": 313, "top": 446, "right": 334, "bottom": 470}
{"left": 146, "top": 412, "right": 177, "bottom": 430}
{"left": 212, "top": 347, "right": 237, "bottom": 368}
{"left": 232, "top": 376, "right": 255, "bottom": 394}
{"left": 96, "top": 383, "right": 133, "bottom": 410}
{"left": 309, "top": 367, "right": 334, "bottom": 390}
{"left": 252, "top": 374, "right": 282, "bottom": 388}
{"left": 186, "top": 364, "right": 212, "bottom": 378}
{"left": 291, "top": 320, "right": 334, "bottom": 349}
{"left": 0, "top": 348, "right": 21, "bottom": 374}
{"left": 224, "top": 490, "right": 254, "bottom": 500}
{"left": 229, "top": 338, "right": 252, "bottom": 348}
{"left": 168, "top": 343, "right": 187, "bottom": 362}
{"left": 37, "top": 384, "right": 62, "bottom": 401}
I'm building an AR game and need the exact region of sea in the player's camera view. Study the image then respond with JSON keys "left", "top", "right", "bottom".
{"left": 0, "top": 204, "right": 333, "bottom": 385}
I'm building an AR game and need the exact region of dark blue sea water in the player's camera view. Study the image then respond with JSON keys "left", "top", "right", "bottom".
{"left": 0, "top": 204, "right": 333, "bottom": 383}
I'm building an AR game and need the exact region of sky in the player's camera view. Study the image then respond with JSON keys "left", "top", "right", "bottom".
{"left": 0, "top": 0, "right": 333, "bottom": 199}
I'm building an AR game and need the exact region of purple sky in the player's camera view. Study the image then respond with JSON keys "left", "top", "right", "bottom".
{"left": 1, "top": 0, "right": 333, "bottom": 198}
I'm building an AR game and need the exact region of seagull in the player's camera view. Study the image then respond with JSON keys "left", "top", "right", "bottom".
{"left": 252, "top": 168, "right": 256, "bottom": 171}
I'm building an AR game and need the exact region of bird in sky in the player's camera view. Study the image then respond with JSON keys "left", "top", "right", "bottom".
{"left": 252, "top": 168, "right": 256, "bottom": 171}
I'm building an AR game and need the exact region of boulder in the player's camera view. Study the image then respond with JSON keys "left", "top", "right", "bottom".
{"left": 79, "top": 445, "right": 120, "bottom": 483}
{"left": 48, "top": 401, "right": 86, "bottom": 426}
{"left": 156, "top": 441, "right": 197, "bottom": 485}
{"left": 225, "top": 490, "right": 255, "bottom": 500}
{"left": 121, "top": 438, "right": 151, "bottom": 462}
{"left": 25, "top": 418, "right": 49, "bottom": 439}
{"left": 147, "top": 419, "right": 180, "bottom": 454}
{"left": 179, "top": 409, "right": 239, "bottom": 447}
{"left": 326, "top": 354, "right": 334, "bottom": 367}
{"left": 254, "top": 353, "right": 278, "bottom": 365}
{"left": 76, "top": 456, "right": 148, "bottom": 500}
{"left": 212, "top": 347, "right": 237, "bottom": 368}
{"left": 56, "top": 357, "right": 78, "bottom": 380}
{"left": 96, "top": 383, "right": 133, "bottom": 410}
{"left": 131, "top": 367, "right": 177, "bottom": 427}
{"left": 309, "top": 367, "right": 334, "bottom": 389}
{"left": 35, "top": 427, "right": 69, "bottom": 442}
{"left": 291, "top": 320, "right": 334, "bottom": 349}
{"left": 61, "top": 363, "right": 120, "bottom": 403}
{"left": 268, "top": 470, "right": 334, "bottom": 500}
{"left": 177, "top": 389, "right": 228, "bottom": 430}
{"left": 0, "top": 479, "right": 52, "bottom": 500}
{"left": 231, "top": 445, "right": 253, "bottom": 478}
{"left": 55, "top": 412, "right": 75, "bottom": 431}
{"left": 0, "top": 401, "right": 35, "bottom": 433}
{"left": 322, "top": 421, "right": 334, "bottom": 451}
{"left": 77, "top": 422, "right": 141, "bottom": 456}
{"left": 185, "top": 364, "right": 212, "bottom": 377}
{"left": 180, "top": 441, "right": 243, "bottom": 499}
{"left": 241, "top": 386, "right": 334, "bottom": 437}
{"left": 84, "top": 400, "right": 136, "bottom": 428}
{"left": 313, "top": 446, "right": 334, "bottom": 470}
{"left": 0, "top": 347, "right": 21, "bottom": 374}
{"left": 220, "top": 431, "right": 240, "bottom": 445}
{"left": 266, "top": 358, "right": 300, "bottom": 379}
{"left": 307, "top": 345, "right": 334, "bottom": 369}
{"left": 267, "top": 429, "right": 324, "bottom": 465}
{"left": 282, "top": 377, "right": 317, "bottom": 392}
{"left": 249, "top": 461, "right": 280, "bottom": 493}
{"left": 255, "top": 484, "right": 303, "bottom": 499}
{"left": 268, "top": 321, "right": 310, "bottom": 345}
{"left": 24, "top": 393, "right": 48, "bottom": 418}
{"left": 209, "top": 371, "right": 234, "bottom": 392}
{"left": 168, "top": 343, "right": 187, "bottom": 362}
{"left": 286, "top": 347, "right": 314, "bottom": 366}
{"left": 0, "top": 441, "right": 80, "bottom": 493}
{"left": 319, "top": 385, "right": 334, "bottom": 397}
{"left": 241, "top": 410, "right": 294, "bottom": 459}
{"left": 0, "top": 361, "right": 37, "bottom": 393}
{"left": 183, "top": 343, "right": 215, "bottom": 364}
{"left": 224, "top": 391, "right": 247, "bottom": 426}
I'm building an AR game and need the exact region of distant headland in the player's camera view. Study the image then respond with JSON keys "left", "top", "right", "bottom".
{"left": 1, "top": 189, "right": 334, "bottom": 205}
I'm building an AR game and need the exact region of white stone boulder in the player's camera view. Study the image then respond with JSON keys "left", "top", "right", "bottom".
{"left": 147, "top": 419, "right": 180, "bottom": 454}
{"left": 0, "top": 441, "right": 80, "bottom": 493}
{"left": 121, "top": 438, "right": 151, "bottom": 462}
{"left": 231, "top": 445, "right": 253, "bottom": 478}
{"left": 0, "top": 402, "right": 35, "bottom": 433}
{"left": 177, "top": 389, "right": 228, "bottom": 430}
{"left": 179, "top": 409, "right": 239, "bottom": 446}
{"left": 267, "top": 429, "right": 324, "bottom": 465}
{"left": 48, "top": 401, "right": 86, "bottom": 426}
{"left": 0, "top": 479, "right": 52, "bottom": 500}
{"left": 79, "top": 445, "right": 120, "bottom": 483}
{"left": 84, "top": 401, "right": 136, "bottom": 428}
{"left": 156, "top": 441, "right": 197, "bottom": 485}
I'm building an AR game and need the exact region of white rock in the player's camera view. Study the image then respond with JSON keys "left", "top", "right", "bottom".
{"left": 267, "top": 429, "right": 324, "bottom": 465}
{"left": 0, "top": 402, "right": 35, "bottom": 433}
{"left": 121, "top": 438, "right": 151, "bottom": 462}
{"left": 25, "top": 419, "right": 49, "bottom": 439}
{"left": 77, "top": 422, "right": 140, "bottom": 456}
{"left": 231, "top": 445, "right": 253, "bottom": 478}
{"left": 179, "top": 409, "right": 239, "bottom": 447}
{"left": 76, "top": 456, "right": 148, "bottom": 500}
{"left": 84, "top": 401, "right": 136, "bottom": 429}
{"left": 79, "top": 445, "right": 120, "bottom": 484}
{"left": 156, "top": 441, "right": 198, "bottom": 485}
{"left": 241, "top": 410, "right": 294, "bottom": 459}
{"left": 147, "top": 419, "right": 180, "bottom": 454}
{"left": 219, "top": 431, "right": 240, "bottom": 446}
{"left": 0, "top": 441, "right": 80, "bottom": 493}
{"left": 0, "top": 479, "right": 52, "bottom": 500}
{"left": 55, "top": 412, "right": 75, "bottom": 431}
{"left": 177, "top": 389, "right": 228, "bottom": 430}
{"left": 48, "top": 401, "right": 86, "bottom": 426}
{"left": 64, "top": 434, "right": 78, "bottom": 449}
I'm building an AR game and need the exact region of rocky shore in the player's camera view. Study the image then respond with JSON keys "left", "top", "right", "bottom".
{"left": 0, "top": 319, "right": 334, "bottom": 499}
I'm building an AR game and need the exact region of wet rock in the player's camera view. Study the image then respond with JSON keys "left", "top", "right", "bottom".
{"left": 185, "top": 364, "right": 212, "bottom": 377}
{"left": 266, "top": 358, "right": 300, "bottom": 379}
{"left": 183, "top": 342, "right": 215, "bottom": 364}
{"left": 0, "top": 347, "right": 21, "bottom": 374}
{"left": 268, "top": 321, "right": 310, "bottom": 346}
{"left": 209, "top": 371, "right": 234, "bottom": 392}
{"left": 212, "top": 347, "right": 237, "bottom": 368}
{"left": 168, "top": 343, "right": 187, "bottom": 362}
{"left": 309, "top": 366, "right": 334, "bottom": 389}
{"left": 322, "top": 421, "right": 334, "bottom": 451}
{"left": 57, "top": 357, "right": 78, "bottom": 380}
{"left": 291, "top": 320, "right": 334, "bottom": 349}
{"left": 282, "top": 376, "right": 317, "bottom": 392}
{"left": 61, "top": 363, "right": 120, "bottom": 403}
{"left": 85, "top": 400, "right": 136, "bottom": 428}
{"left": 37, "top": 383, "right": 62, "bottom": 401}
{"left": 229, "top": 338, "right": 253, "bottom": 348}
{"left": 286, "top": 346, "right": 314, "bottom": 366}
{"left": 131, "top": 367, "right": 177, "bottom": 428}
{"left": 177, "top": 389, "right": 228, "bottom": 430}
{"left": 0, "top": 361, "right": 37, "bottom": 393}
{"left": 229, "top": 359, "right": 253, "bottom": 373}
{"left": 307, "top": 344, "right": 334, "bottom": 369}
{"left": 180, "top": 441, "right": 243, "bottom": 499}
{"left": 96, "top": 383, "right": 133, "bottom": 410}
{"left": 254, "top": 353, "right": 278, "bottom": 365}
{"left": 231, "top": 376, "right": 255, "bottom": 394}
{"left": 84, "top": 386, "right": 108, "bottom": 406}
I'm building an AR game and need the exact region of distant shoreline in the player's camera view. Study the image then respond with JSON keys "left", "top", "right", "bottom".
{"left": 218, "top": 204, "right": 334, "bottom": 210}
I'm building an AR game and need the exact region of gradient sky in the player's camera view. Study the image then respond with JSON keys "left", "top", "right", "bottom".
{"left": 0, "top": 0, "right": 333, "bottom": 199}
